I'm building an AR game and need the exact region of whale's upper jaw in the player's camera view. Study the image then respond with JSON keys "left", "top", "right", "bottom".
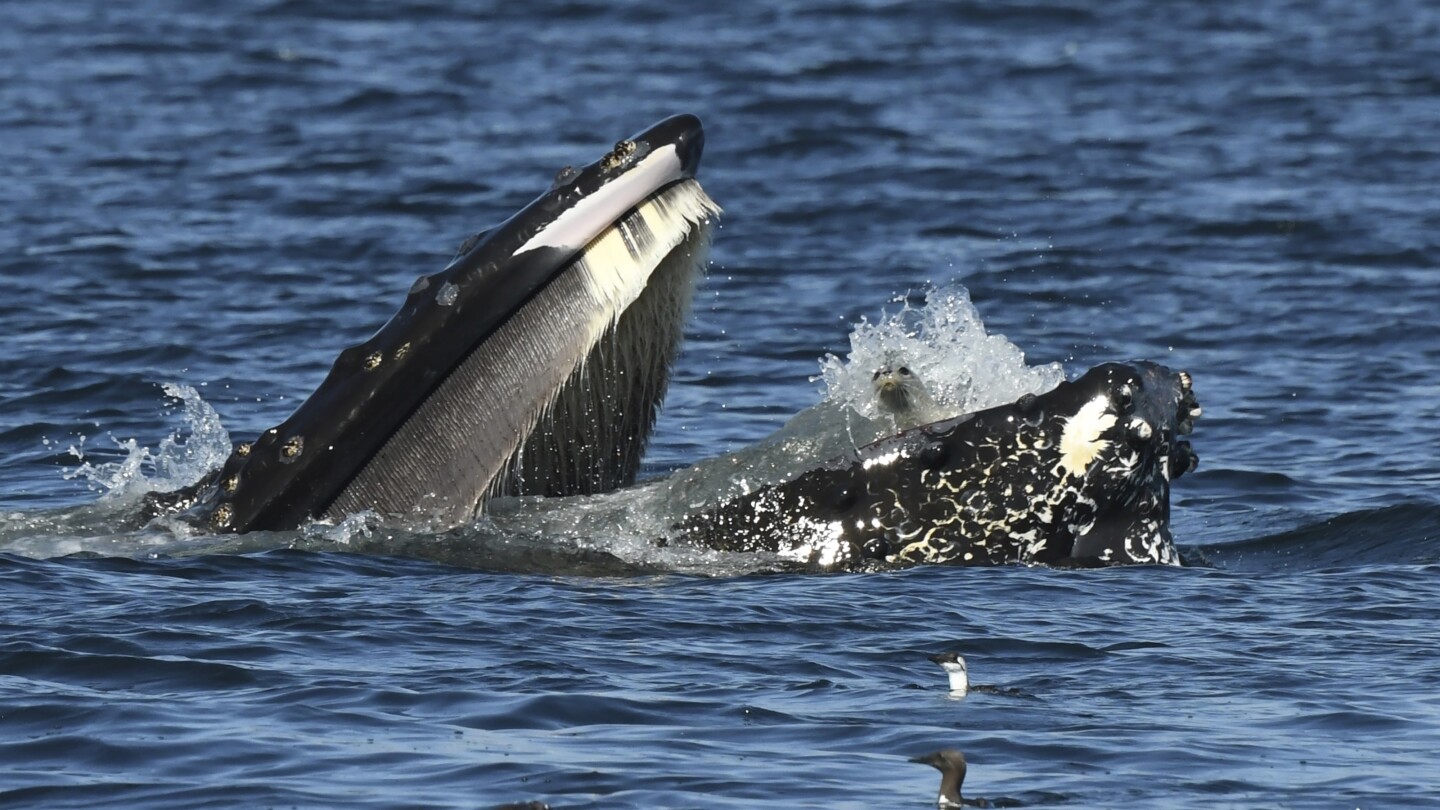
{"left": 673, "top": 360, "right": 1201, "bottom": 570}
{"left": 488, "top": 113, "right": 706, "bottom": 260}
{"left": 193, "top": 115, "right": 717, "bottom": 534}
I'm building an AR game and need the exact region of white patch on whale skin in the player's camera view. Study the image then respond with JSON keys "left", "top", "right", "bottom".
{"left": 1056, "top": 394, "right": 1117, "bottom": 477}
{"left": 517, "top": 143, "right": 684, "bottom": 255}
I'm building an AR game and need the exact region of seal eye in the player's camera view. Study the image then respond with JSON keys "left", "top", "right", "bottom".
{"left": 898, "top": 366, "right": 912, "bottom": 377}
{"left": 872, "top": 369, "right": 882, "bottom": 381}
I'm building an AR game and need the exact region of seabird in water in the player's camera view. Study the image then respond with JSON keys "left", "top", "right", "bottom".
{"left": 911, "top": 748, "right": 968, "bottom": 808}
{"left": 928, "top": 651, "right": 969, "bottom": 696}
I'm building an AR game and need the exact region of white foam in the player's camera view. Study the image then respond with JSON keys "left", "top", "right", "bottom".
{"left": 62, "top": 383, "right": 232, "bottom": 503}
{"left": 816, "top": 283, "right": 1065, "bottom": 421}
{"left": 487, "top": 280, "right": 1070, "bottom": 576}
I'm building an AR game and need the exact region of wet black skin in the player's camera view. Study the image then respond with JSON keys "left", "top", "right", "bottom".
{"left": 674, "top": 361, "right": 1200, "bottom": 570}
{"left": 171, "top": 115, "right": 706, "bottom": 532}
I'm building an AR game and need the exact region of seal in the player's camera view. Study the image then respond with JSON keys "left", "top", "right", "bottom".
{"left": 872, "top": 363, "right": 946, "bottom": 431}
{"left": 674, "top": 361, "right": 1201, "bottom": 570}
{"left": 911, "top": 749, "right": 968, "bottom": 808}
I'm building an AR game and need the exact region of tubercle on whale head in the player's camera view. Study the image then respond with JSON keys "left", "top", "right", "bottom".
{"left": 1078, "top": 361, "right": 1200, "bottom": 444}
{"left": 629, "top": 113, "right": 705, "bottom": 178}
{"left": 1063, "top": 360, "right": 1202, "bottom": 477}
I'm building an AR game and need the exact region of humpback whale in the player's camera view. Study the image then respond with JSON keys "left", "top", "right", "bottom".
{"left": 142, "top": 114, "right": 1202, "bottom": 570}
{"left": 176, "top": 114, "right": 721, "bottom": 532}
{"left": 672, "top": 362, "right": 1200, "bottom": 569}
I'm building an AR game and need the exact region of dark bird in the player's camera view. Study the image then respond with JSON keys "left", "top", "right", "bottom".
{"left": 911, "top": 748, "right": 967, "bottom": 808}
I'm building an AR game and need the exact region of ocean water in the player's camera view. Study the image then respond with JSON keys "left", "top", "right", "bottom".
{"left": 3, "top": 0, "right": 1439, "bottom": 807}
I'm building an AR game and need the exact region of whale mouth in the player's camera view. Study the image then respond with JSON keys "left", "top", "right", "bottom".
{"left": 191, "top": 115, "right": 721, "bottom": 533}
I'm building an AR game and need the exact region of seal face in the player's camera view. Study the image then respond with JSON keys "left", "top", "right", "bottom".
{"left": 872, "top": 363, "right": 946, "bottom": 431}
{"left": 674, "top": 361, "right": 1200, "bottom": 570}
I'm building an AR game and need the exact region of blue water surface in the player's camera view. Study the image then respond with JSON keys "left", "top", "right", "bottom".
{"left": 2, "top": 0, "right": 1439, "bottom": 807}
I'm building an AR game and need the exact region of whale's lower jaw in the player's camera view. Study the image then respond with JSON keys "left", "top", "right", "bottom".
{"left": 674, "top": 361, "right": 1201, "bottom": 570}
{"left": 494, "top": 205, "right": 711, "bottom": 500}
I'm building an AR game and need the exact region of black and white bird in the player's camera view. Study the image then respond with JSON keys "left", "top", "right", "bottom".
{"left": 928, "top": 651, "right": 969, "bottom": 696}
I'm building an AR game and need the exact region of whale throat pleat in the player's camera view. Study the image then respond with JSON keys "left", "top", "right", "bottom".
{"left": 324, "top": 179, "right": 720, "bottom": 524}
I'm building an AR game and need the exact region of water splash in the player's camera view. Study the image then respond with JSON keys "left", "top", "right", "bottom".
{"left": 303, "top": 510, "right": 383, "bottom": 546}
{"left": 488, "top": 281, "right": 1070, "bottom": 576}
{"left": 651, "top": 282, "right": 1067, "bottom": 510}
{"left": 817, "top": 282, "right": 1065, "bottom": 421}
{"left": 9, "top": 284, "right": 1067, "bottom": 574}
{"left": 62, "top": 383, "right": 232, "bottom": 504}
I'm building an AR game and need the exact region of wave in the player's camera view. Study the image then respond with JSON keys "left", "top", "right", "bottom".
{"left": 1187, "top": 502, "right": 1440, "bottom": 572}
